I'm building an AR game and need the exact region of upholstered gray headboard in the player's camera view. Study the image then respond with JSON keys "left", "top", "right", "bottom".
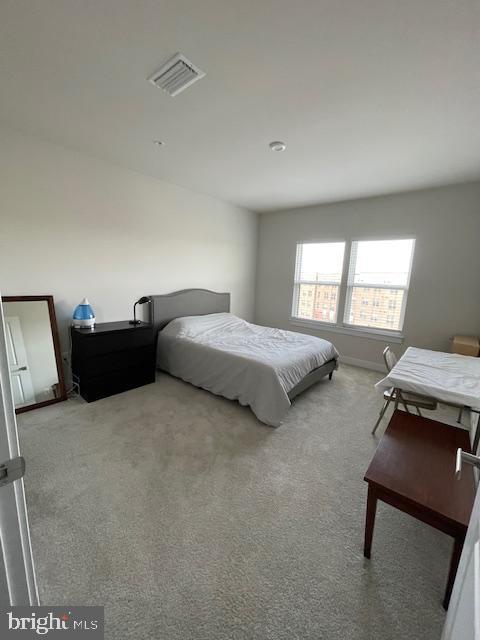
{"left": 149, "top": 289, "right": 230, "bottom": 333}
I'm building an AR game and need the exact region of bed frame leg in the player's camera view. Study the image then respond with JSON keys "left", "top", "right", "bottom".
{"left": 328, "top": 372, "right": 333, "bottom": 380}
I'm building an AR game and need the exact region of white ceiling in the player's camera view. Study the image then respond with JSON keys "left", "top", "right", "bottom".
{"left": 1, "top": 0, "right": 479, "bottom": 212}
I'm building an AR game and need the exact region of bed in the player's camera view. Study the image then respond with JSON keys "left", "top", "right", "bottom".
{"left": 149, "top": 289, "right": 339, "bottom": 426}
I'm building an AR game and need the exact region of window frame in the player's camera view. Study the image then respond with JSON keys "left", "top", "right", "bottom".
{"left": 290, "top": 237, "right": 415, "bottom": 342}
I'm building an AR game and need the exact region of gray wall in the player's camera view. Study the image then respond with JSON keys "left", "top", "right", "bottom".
{"left": 0, "top": 127, "right": 258, "bottom": 355}
{"left": 255, "top": 182, "right": 480, "bottom": 368}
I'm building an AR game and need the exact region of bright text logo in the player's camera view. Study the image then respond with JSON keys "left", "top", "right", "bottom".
{"left": 1, "top": 607, "right": 104, "bottom": 638}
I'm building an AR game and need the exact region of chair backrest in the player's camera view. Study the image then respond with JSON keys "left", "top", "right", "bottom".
{"left": 383, "top": 346, "right": 398, "bottom": 373}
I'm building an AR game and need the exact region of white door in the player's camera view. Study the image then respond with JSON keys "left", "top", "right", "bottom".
{"left": 0, "top": 297, "right": 39, "bottom": 604}
{"left": 4, "top": 316, "right": 35, "bottom": 408}
{"left": 442, "top": 479, "right": 480, "bottom": 639}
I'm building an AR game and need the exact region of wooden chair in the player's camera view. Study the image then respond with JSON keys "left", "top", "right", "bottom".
{"left": 372, "top": 347, "right": 438, "bottom": 435}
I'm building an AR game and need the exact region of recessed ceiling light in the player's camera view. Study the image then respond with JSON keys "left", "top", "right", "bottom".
{"left": 153, "top": 140, "right": 164, "bottom": 146}
{"left": 269, "top": 141, "right": 286, "bottom": 152}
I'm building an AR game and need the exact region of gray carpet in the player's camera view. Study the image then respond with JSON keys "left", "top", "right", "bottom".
{"left": 18, "top": 365, "right": 456, "bottom": 639}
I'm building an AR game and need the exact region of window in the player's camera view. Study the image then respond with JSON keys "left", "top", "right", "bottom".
{"left": 292, "top": 238, "right": 415, "bottom": 335}
{"left": 292, "top": 242, "right": 345, "bottom": 324}
{"left": 344, "top": 239, "right": 415, "bottom": 332}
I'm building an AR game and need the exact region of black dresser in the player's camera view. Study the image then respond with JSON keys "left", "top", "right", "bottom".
{"left": 71, "top": 321, "right": 156, "bottom": 402}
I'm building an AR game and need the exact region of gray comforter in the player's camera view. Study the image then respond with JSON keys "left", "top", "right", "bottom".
{"left": 157, "top": 313, "right": 339, "bottom": 426}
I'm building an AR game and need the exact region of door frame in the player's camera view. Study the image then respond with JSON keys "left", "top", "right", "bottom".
{"left": 0, "top": 293, "right": 39, "bottom": 605}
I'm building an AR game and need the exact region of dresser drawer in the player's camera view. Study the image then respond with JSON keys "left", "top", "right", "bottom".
{"left": 78, "top": 367, "right": 156, "bottom": 402}
{"left": 75, "top": 345, "right": 154, "bottom": 378}
{"left": 78, "top": 328, "right": 153, "bottom": 358}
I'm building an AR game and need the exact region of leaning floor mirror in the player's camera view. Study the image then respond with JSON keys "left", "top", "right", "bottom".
{"left": 2, "top": 295, "right": 67, "bottom": 413}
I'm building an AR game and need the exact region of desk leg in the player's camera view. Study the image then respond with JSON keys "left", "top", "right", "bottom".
{"left": 364, "top": 485, "right": 377, "bottom": 559}
{"left": 443, "top": 535, "right": 465, "bottom": 610}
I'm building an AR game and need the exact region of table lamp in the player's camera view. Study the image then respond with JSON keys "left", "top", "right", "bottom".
{"left": 129, "top": 296, "right": 151, "bottom": 325}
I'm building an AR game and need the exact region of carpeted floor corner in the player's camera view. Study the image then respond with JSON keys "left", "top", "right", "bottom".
{"left": 18, "top": 365, "right": 457, "bottom": 639}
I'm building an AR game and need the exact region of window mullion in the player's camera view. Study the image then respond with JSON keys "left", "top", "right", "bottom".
{"left": 337, "top": 240, "right": 352, "bottom": 326}
{"left": 348, "top": 283, "right": 407, "bottom": 291}
{"left": 350, "top": 284, "right": 407, "bottom": 293}
{"left": 294, "top": 280, "right": 342, "bottom": 286}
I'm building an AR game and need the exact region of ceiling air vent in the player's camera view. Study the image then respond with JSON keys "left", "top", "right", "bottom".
{"left": 148, "top": 53, "right": 206, "bottom": 97}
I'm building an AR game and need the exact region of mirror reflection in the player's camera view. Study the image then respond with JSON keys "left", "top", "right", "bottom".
{"left": 4, "top": 300, "right": 61, "bottom": 409}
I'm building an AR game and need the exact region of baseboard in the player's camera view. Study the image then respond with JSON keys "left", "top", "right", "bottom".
{"left": 339, "top": 355, "right": 385, "bottom": 373}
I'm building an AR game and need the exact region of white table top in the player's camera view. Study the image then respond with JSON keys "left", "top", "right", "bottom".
{"left": 376, "top": 347, "right": 480, "bottom": 409}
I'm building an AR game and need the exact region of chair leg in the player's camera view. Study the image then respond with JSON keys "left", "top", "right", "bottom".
{"left": 372, "top": 399, "right": 389, "bottom": 435}
{"left": 457, "top": 407, "right": 464, "bottom": 424}
{"left": 397, "top": 389, "right": 410, "bottom": 414}
{"left": 416, "top": 407, "right": 422, "bottom": 417}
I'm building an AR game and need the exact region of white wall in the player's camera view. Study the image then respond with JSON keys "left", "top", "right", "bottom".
{"left": 0, "top": 127, "right": 258, "bottom": 358}
{"left": 255, "top": 183, "right": 480, "bottom": 368}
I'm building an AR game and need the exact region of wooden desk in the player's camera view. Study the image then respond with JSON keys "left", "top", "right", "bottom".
{"left": 364, "top": 410, "right": 476, "bottom": 609}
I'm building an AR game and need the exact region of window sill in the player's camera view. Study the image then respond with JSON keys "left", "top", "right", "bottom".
{"left": 290, "top": 317, "right": 404, "bottom": 344}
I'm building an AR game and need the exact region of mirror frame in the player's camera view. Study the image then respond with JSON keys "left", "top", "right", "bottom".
{"left": 2, "top": 295, "right": 67, "bottom": 414}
